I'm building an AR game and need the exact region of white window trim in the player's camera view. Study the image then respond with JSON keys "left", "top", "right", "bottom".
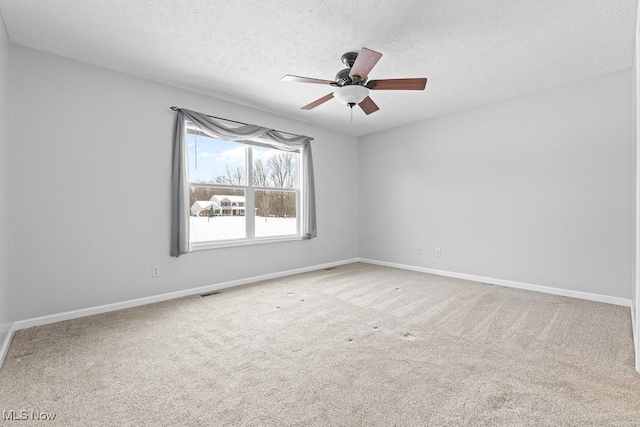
{"left": 192, "top": 235, "right": 303, "bottom": 251}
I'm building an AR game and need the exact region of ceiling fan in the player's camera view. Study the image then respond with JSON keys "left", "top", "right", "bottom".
{"left": 282, "top": 47, "right": 427, "bottom": 115}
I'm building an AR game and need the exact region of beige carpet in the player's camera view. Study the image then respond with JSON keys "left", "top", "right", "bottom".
{"left": 1, "top": 262, "right": 639, "bottom": 426}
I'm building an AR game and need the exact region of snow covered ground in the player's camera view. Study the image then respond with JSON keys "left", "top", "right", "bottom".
{"left": 190, "top": 215, "right": 297, "bottom": 242}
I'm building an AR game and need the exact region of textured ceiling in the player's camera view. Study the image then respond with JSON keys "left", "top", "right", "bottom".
{"left": 0, "top": 0, "right": 636, "bottom": 136}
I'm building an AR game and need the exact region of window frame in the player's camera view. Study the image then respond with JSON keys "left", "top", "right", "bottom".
{"left": 186, "top": 124, "right": 303, "bottom": 250}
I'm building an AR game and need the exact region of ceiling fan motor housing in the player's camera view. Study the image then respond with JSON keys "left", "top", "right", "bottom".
{"left": 335, "top": 68, "right": 353, "bottom": 86}
{"left": 335, "top": 69, "right": 366, "bottom": 86}
{"left": 341, "top": 51, "right": 358, "bottom": 67}
{"left": 337, "top": 51, "right": 367, "bottom": 86}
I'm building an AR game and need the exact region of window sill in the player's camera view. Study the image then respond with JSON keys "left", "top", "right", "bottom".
{"left": 191, "top": 235, "right": 303, "bottom": 251}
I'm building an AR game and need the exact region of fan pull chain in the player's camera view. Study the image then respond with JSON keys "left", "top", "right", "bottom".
{"left": 350, "top": 106, "right": 353, "bottom": 123}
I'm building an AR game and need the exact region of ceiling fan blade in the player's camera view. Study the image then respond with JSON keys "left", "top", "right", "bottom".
{"left": 349, "top": 47, "right": 382, "bottom": 79}
{"left": 282, "top": 74, "right": 334, "bottom": 85}
{"left": 301, "top": 93, "right": 334, "bottom": 110}
{"left": 358, "top": 96, "right": 380, "bottom": 115}
{"left": 367, "top": 78, "right": 427, "bottom": 90}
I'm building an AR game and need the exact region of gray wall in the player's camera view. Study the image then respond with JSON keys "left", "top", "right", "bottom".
{"left": 10, "top": 46, "right": 359, "bottom": 320}
{"left": 0, "top": 14, "right": 13, "bottom": 342}
{"left": 359, "top": 70, "right": 633, "bottom": 299}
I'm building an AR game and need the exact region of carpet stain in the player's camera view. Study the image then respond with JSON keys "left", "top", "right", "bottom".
{"left": 13, "top": 352, "right": 34, "bottom": 359}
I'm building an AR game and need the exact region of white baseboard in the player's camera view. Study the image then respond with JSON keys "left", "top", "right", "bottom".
{"left": 0, "top": 323, "right": 16, "bottom": 370}
{"left": 632, "top": 299, "right": 639, "bottom": 373}
{"left": 632, "top": 307, "right": 637, "bottom": 341}
{"left": 12, "top": 258, "right": 360, "bottom": 331}
{"left": 357, "top": 258, "right": 632, "bottom": 307}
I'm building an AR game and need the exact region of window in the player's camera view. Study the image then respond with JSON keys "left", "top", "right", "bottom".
{"left": 170, "top": 107, "right": 315, "bottom": 257}
{"left": 187, "top": 124, "right": 300, "bottom": 246}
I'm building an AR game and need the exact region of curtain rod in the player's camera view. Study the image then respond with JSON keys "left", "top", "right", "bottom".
{"left": 170, "top": 106, "right": 313, "bottom": 140}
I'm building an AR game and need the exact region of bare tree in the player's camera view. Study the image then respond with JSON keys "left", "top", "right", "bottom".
{"left": 213, "top": 166, "right": 245, "bottom": 185}
{"left": 253, "top": 159, "right": 270, "bottom": 216}
{"left": 268, "top": 153, "right": 296, "bottom": 188}
{"left": 253, "top": 159, "right": 270, "bottom": 187}
{"left": 263, "top": 153, "right": 297, "bottom": 217}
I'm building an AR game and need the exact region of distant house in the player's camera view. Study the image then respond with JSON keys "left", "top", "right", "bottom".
{"left": 191, "top": 195, "right": 246, "bottom": 217}
{"left": 211, "top": 195, "right": 245, "bottom": 216}
{"left": 190, "top": 200, "right": 221, "bottom": 217}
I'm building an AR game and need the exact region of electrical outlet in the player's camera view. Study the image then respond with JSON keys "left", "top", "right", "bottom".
{"left": 152, "top": 265, "right": 160, "bottom": 278}
{"left": 435, "top": 248, "right": 442, "bottom": 257}
{"left": 417, "top": 246, "right": 422, "bottom": 255}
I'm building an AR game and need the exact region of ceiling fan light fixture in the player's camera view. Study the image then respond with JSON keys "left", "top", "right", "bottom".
{"left": 334, "top": 85, "right": 369, "bottom": 107}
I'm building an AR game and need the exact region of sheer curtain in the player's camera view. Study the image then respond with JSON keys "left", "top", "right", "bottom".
{"left": 171, "top": 108, "right": 316, "bottom": 257}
